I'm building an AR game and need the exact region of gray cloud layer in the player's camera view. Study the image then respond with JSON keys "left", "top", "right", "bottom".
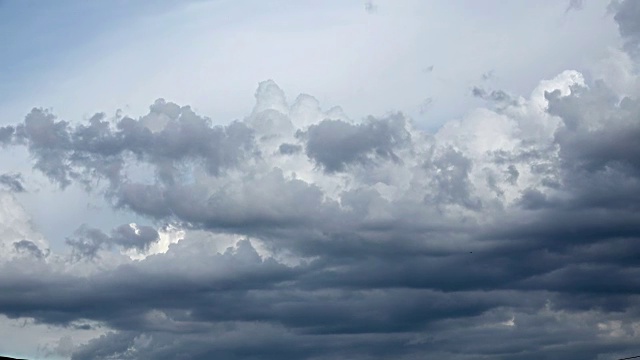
{"left": 0, "top": 173, "right": 25, "bottom": 192}
{"left": 612, "top": 0, "right": 640, "bottom": 56}
{"left": 1, "top": 2, "right": 640, "bottom": 359}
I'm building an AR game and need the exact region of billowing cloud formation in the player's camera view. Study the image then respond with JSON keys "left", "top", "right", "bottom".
{"left": 1, "top": 3, "right": 640, "bottom": 359}
{"left": 303, "top": 115, "right": 410, "bottom": 172}
{"left": 14, "top": 101, "right": 254, "bottom": 189}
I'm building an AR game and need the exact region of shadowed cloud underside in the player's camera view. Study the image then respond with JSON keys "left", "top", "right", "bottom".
{"left": 0, "top": 1, "right": 640, "bottom": 359}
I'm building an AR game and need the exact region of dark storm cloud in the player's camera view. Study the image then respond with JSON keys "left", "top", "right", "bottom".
{"left": 2, "top": 21, "right": 640, "bottom": 359}
{"left": 71, "top": 327, "right": 418, "bottom": 360}
{"left": 0, "top": 237, "right": 556, "bottom": 359}
{"left": 0, "top": 173, "right": 25, "bottom": 192}
{"left": 547, "top": 83, "right": 640, "bottom": 173}
{"left": 4, "top": 82, "right": 640, "bottom": 359}
{"left": 0, "top": 239, "right": 296, "bottom": 326}
{"left": 303, "top": 114, "right": 411, "bottom": 172}
{"left": 113, "top": 168, "right": 345, "bottom": 238}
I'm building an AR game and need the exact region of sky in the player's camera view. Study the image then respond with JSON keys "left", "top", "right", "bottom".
{"left": 1, "top": 0, "right": 640, "bottom": 359}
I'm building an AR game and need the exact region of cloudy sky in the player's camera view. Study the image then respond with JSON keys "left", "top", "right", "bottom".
{"left": 1, "top": 0, "right": 640, "bottom": 359}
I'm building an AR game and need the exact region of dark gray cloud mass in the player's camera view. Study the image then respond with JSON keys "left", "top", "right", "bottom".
{"left": 303, "top": 115, "right": 410, "bottom": 172}
{"left": 1, "top": 4, "right": 640, "bottom": 359}
{"left": 12, "top": 100, "right": 254, "bottom": 189}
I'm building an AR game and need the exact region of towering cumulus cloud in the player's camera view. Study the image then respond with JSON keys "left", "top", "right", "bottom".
{"left": 1, "top": 2, "right": 640, "bottom": 359}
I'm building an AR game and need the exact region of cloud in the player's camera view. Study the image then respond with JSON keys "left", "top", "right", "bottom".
{"left": 0, "top": 126, "right": 14, "bottom": 144}
{"left": 278, "top": 143, "right": 302, "bottom": 155}
{"left": 2, "top": 67, "right": 639, "bottom": 358}
{"left": 12, "top": 100, "right": 255, "bottom": 190}
{"left": 303, "top": 114, "right": 411, "bottom": 173}
{"left": 612, "top": 0, "right": 640, "bottom": 57}
{"left": 471, "top": 86, "right": 515, "bottom": 104}
{"left": 0, "top": 173, "right": 25, "bottom": 192}
{"left": 566, "top": 0, "right": 585, "bottom": 13}
{"left": 66, "top": 223, "right": 159, "bottom": 260}
{"left": 1, "top": 7, "right": 640, "bottom": 359}
{"left": 13, "top": 240, "right": 47, "bottom": 259}
{"left": 0, "top": 191, "right": 48, "bottom": 262}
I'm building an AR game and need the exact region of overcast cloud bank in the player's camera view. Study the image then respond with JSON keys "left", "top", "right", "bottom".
{"left": 1, "top": 1, "right": 640, "bottom": 359}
